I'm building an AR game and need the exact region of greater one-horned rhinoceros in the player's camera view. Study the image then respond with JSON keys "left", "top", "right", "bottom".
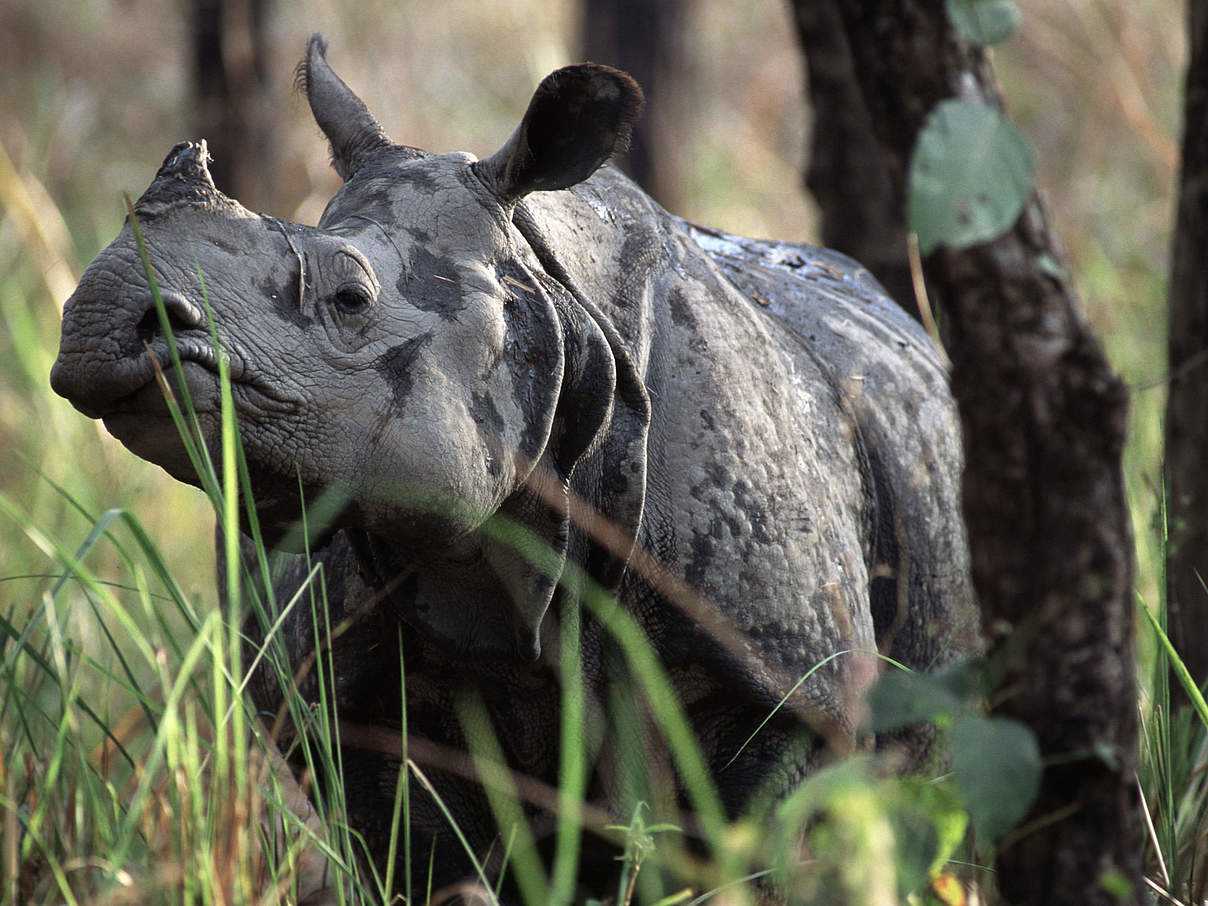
{"left": 51, "top": 36, "right": 972, "bottom": 901}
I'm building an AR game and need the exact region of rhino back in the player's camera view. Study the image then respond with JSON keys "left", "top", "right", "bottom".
{"left": 685, "top": 223, "right": 974, "bottom": 672}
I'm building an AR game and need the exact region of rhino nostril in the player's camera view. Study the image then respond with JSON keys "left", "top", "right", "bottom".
{"left": 136, "top": 290, "right": 204, "bottom": 343}
{"left": 136, "top": 308, "right": 164, "bottom": 344}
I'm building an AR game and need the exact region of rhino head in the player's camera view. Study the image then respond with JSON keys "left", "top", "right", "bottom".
{"left": 51, "top": 36, "right": 647, "bottom": 660}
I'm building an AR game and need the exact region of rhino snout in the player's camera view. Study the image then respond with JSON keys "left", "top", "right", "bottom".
{"left": 51, "top": 284, "right": 209, "bottom": 418}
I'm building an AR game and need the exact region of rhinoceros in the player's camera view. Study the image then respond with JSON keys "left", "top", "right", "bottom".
{"left": 51, "top": 35, "right": 973, "bottom": 902}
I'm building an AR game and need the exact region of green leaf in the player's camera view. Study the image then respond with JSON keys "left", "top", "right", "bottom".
{"left": 891, "top": 779, "right": 968, "bottom": 895}
{"left": 1139, "top": 599, "right": 1208, "bottom": 730}
{"left": 946, "top": 0, "right": 1021, "bottom": 46}
{"left": 866, "top": 670, "right": 960, "bottom": 732}
{"left": 950, "top": 714, "right": 1041, "bottom": 845}
{"left": 908, "top": 98, "right": 1035, "bottom": 255}
{"left": 1097, "top": 868, "right": 1134, "bottom": 901}
{"left": 865, "top": 661, "right": 984, "bottom": 733}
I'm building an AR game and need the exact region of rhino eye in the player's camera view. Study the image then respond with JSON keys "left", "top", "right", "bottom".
{"left": 321, "top": 248, "right": 379, "bottom": 346}
{"left": 333, "top": 284, "right": 373, "bottom": 313}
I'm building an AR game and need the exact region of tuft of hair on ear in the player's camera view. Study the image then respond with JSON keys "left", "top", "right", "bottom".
{"left": 292, "top": 33, "right": 327, "bottom": 96}
{"left": 295, "top": 34, "right": 425, "bottom": 180}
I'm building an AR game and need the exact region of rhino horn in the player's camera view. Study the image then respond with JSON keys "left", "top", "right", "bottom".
{"left": 133, "top": 140, "right": 236, "bottom": 215}
{"left": 299, "top": 34, "right": 403, "bottom": 180}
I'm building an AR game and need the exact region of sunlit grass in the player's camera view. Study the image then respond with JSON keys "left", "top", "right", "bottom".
{"left": 1134, "top": 492, "right": 1208, "bottom": 905}
{"left": 1, "top": 217, "right": 358, "bottom": 904}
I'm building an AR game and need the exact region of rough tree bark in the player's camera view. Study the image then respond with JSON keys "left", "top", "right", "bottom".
{"left": 791, "top": 2, "right": 1140, "bottom": 902}
{"left": 1166, "top": 0, "right": 1208, "bottom": 702}
{"left": 787, "top": 2, "right": 917, "bottom": 318}
{"left": 191, "top": 0, "right": 275, "bottom": 211}
{"left": 580, "top": 0, "right": 689, "bottom": 211}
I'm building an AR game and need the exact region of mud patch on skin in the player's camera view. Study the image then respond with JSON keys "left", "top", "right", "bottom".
{"left": 668, "top": 287, "right": 696, "bottom": 330}
{"left": 732, "top": 478, "right": 774, "bottom": 545}
{"left": 496, "top": 261, "right": 562, "bottom": 462}
{"left": 399, "top": 247, "right": 464, "bottom": 319}
{"left": 685, "top": 522, "right": 719, "bottom": 589}
{"left": 375, "top": 331, "right": 434, "bottom": 405}
{"left": 470, "top": 391, "right": 505, "bottom": 436}
{"left": 255, "top": 270, "right": 312, "bottom": 328}
{"left": 689, "top": 462, "right": 730, "bottom": 503}
{"left": 405, "top": 225, "right": 433, "bottom": 245}
{"left": 470, "top": 391, "right": 506, "bottom": 477}
{"left": 394, "top": 165, "right": 443, "bottom": 198}
{"left": 668, "top": 287, "right": 708, "bottom": 353}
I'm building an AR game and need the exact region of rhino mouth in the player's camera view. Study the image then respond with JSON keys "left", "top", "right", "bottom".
{"left": 86, "top": 340, "right": 296, "bottom": 487}
{"left": 108, "top": 337, "right": 298, "bottom": 417}
{"left": 54, "top": 326, "right": 296, "bottom": 421}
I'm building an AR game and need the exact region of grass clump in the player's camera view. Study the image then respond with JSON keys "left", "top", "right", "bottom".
{"left": 1135, "top": 504, "right": 1208, "bottom": 905}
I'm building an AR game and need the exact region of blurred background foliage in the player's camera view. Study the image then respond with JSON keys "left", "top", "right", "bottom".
{"left": 0, "top": 0, "right": 1180, "bottom": 638}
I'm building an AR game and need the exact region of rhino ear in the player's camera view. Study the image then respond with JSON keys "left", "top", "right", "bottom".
{"left": 474, "top": 64, "right": 644, "bottom": 202}
{"left": 298, "top": 34, "right": 396, "bottom": 180}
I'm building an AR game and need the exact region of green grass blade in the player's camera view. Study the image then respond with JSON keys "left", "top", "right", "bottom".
{"left": 582, "top": 584, "right": 728, "bottom": 849}
{"left": 407, "top": 758, "right": 500, "bottom": 901}
{"left": 722, "top": 648, "right": 869, "bottom": 771}
{"left": 457, "top": 691, "right": 550, "bottom": 906}
{"left": 1140, "top": 600, "right": 1208, "bottom": 729}
{"left": 383, "top": 628, "right": 412, "bottom": 903}
{"left": 551, "top": 594, "right": 586, "bottom": 906}
{"left": 108, "top": 610, "right": 223, "bottom": 871}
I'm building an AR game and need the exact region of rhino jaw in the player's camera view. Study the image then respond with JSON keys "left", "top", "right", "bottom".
{"left": 99, "top": 362, "right": 222, "bottom": 471}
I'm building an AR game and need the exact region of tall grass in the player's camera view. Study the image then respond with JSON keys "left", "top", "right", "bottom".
{"left": 1, "top": 516, "right": 990, "bottom": 905}
{"left": 1135, "top": 499, "right": 1208, "bottom": 905}
{"left": 1, "top": 216, "right": 355, "bottom": 904}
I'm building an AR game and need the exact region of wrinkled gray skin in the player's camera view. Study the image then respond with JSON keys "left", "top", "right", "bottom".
{"left": 52, "top": 36, "right": 973, "bottom": 902}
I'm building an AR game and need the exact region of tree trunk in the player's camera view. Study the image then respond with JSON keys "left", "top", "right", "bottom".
{"left": 1166, "top": 0, "right": 1208, "bottom": 703}
{"left": 794, "top": 2, "right": 1140, "bottom": 901}
{"left": 788, "top": 1, "right": 917, "bottom": 318}
{"left": 191, "top": 0, "right": 275, "bottom": 211}
{"left": 580, "top": 0, "right": 689, "bottom": 212}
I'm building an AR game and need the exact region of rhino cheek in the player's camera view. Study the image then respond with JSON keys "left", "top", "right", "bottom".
{"left": 352, "top": 442, "right": 499, "bottom": 540}
{"left": 304, "top": 382, "right": 508, "bottom": 540}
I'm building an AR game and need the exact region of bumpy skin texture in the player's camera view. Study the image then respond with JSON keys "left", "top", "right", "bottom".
{"left": 51, "top": 38, "right": 973, "bottom": 901}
